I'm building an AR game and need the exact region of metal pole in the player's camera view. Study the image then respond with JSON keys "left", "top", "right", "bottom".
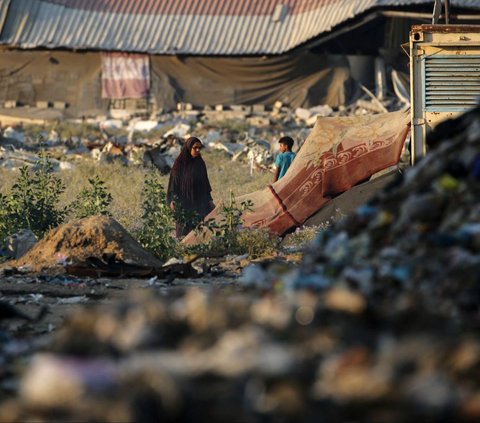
{"left": 432, "top": 0, "right": 442, "bottom": 24}
{"left": 444, "top": 0, "right": 450, "bottom": 24}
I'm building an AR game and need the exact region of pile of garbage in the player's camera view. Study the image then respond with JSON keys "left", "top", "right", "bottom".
{"left": 2, "top": 109, "right": 480, "bottom": 422}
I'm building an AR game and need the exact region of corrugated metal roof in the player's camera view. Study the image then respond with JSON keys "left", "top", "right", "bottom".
{"left": 0, "top": 0, "right": 479, "bottom": 55}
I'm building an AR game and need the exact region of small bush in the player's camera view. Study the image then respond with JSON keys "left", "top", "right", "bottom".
{"left": 198, "top": 192, "right": 252, "bottom": 251}
{"left": 195, "top": 192, "right": 278, "bottom": 258}
{"left": 0, "top": 152, "right": 68, "bottom": 239}
{"left": 72, "top": 175, "right": 113, "bottom": 219}
{"left": 135, "top": 172, "right": 178, "bottom": 260}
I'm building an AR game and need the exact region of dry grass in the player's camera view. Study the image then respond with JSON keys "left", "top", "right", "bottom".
{"left": 0, "top": 149, "right": 272, "bottom": 233}
{"left": 204, "top": 150, "right": 272, "bottom": 202}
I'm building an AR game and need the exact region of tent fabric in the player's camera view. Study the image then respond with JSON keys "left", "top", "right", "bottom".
{"left": 0, "top": 50, "right": 351, "bottom": 114}
{"left": 0, "top": 51, "right": 106, "bottom": 117}
{"left": 183, "top": 110, "right": 411, "bottom": 244}
{"left": 151, "top": 51, "right": 351, "bottom": 109}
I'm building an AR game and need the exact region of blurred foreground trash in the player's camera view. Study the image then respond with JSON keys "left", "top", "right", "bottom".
{"left": 2, "top": 286, "right": 480, "bottom": 423}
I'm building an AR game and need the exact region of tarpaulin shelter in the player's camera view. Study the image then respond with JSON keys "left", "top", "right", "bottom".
{"left": 184, "top": 109, "right": 411, "bottom": 243}
{"left": 0, "top": 1, "right": 479, "bottom": 116}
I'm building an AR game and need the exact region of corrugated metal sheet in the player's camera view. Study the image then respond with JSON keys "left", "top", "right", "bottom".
{"left": 0, "top": 0, "right": 479, "bottom": 55}
{"left": 425, "top": 55, "right": 480, "bottom": 111}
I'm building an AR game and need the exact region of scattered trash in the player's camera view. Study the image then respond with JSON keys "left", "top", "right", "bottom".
{"left": 3, "top": 230, "right": 37, "bottom": 260}
{"left": 56, "top": 296, "right": 88, "bottom": 304}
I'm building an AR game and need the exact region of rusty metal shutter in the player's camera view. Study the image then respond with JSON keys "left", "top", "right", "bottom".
{"left": 425, "top": 55, "right": 480, "bottom": 112}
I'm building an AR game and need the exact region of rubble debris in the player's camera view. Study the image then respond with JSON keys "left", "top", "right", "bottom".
{"left": 1, "top": 90, "right": 407, "bottom": 174}
{"left": 3, "top": 230, "right": 37, "bottom": 260}
{"left": 64, "top": 253, "right": 199, "bottom": 280}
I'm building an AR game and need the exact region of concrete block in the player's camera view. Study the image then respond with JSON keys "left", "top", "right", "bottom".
{"left": 295, "top": 107, "right": 312, "bottom": 121}
{"left": 252, "top": 104, "right": 265, "bottom": 113}
{"left": 231, "top": 105, "right": 252, "bottom": 113}
{"left": 4, "top": 100, "right": 17, "bottom": 108}
{"left": 177, "top": 102, "right": 193, "bottom": 111}
{"left": 203, "top": 110, "right": 248, "bottom": 122}
{"left": 53, "top": 101, "right": 67, "bottom": 109}
{"left": 36, "top": 101, "right": 50, "bottom": 109}
{"left": 215, "top": 104, "right": 224, "bottom": 112}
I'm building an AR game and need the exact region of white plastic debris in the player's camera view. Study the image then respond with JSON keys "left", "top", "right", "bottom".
{"left": 128, "top": 120, "right": 162, "bottom": 132}
{"left": 163, "top": 123, "right": 191, "bottom": 138}
{"left": 99, "top": 119, "right": 123, "bottom": 130}
{"left": 3, "top": 127, "right": 25, "bottom": 143}
{"left": 57, "top": 296, "right": 88, "bottom": 305}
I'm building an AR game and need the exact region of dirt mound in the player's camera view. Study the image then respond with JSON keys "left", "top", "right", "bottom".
{"left": 8, "top": 216, "right": 163, "bottom": 273}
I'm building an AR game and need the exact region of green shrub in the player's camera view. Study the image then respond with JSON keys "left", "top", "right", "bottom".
{"left": 195, "top": 192, "right": 278, "bottom": 258}
{"left": 135, "top": 172, "right": 178, "bottom": 260}
{"left": 0, "top": 152, "right": 68, "bottom": 240}
{"left": 72, "top": 175, "right": 113, "bottom": 219}
{"left": 198, "top": 191, "right": 252, "bottom": 251}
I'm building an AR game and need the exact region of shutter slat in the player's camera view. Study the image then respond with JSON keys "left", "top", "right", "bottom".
{"left": 425, "top": 56, "right": 480, "bottom": 112}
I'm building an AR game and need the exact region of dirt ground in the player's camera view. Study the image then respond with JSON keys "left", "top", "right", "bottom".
{"left": 1, "top": 273, "right": 239, "bottom": 337}
{"left": 0, "top": 270, "right": 243, "bottom": 402}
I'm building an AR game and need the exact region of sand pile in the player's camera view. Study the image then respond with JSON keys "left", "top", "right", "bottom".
{"left": 7, "top": 216, "right": 163, "bottom": 273}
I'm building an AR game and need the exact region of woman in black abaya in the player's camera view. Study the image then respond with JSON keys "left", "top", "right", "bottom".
{"left": 167, "top": 137, "right": 215, "bottom": 238}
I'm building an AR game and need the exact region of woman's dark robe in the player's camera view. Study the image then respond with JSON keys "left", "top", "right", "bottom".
{"left": 167, "top": 140, "right": 213, "bottom": 237}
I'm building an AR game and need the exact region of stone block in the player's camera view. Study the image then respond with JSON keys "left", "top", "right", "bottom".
{"left": 4, "top": 100, "right": 17, "bottom": 108}
{"left": 36, "top": 101, "right": 50, "bottom": 109}
{"left": 252, "top": 104, "right": 265, "bottom": 113}
{"left": 53, "top": 101, "right": 67, "bottom": 109}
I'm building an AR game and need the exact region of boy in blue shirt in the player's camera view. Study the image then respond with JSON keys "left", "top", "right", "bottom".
{"left": 273, "top": 136, "right": 296, "bottom": 182}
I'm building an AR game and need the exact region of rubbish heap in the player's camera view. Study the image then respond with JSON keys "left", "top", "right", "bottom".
{"left": 293, "top": 106, "right": 480, "bottom": 327}
{"left": 2, "top": 108, "right": 480, "bottom": 422}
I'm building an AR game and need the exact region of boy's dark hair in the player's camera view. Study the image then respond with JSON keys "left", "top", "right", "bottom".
{"left": 279, "top": 136, "right": 294, "bottom": 150}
